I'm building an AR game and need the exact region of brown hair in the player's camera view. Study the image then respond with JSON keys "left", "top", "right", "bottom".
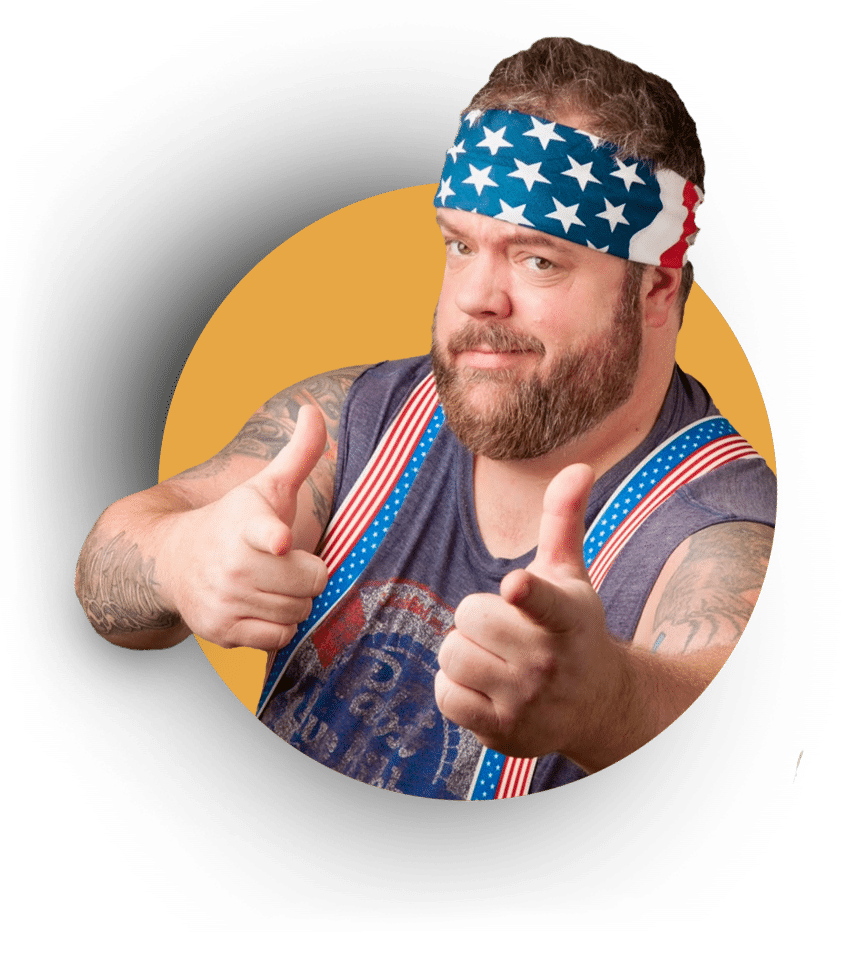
{"left": 466, "top": 37, "right": 704, "bottom": 313}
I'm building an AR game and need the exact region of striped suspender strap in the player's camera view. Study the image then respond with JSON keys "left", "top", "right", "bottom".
{"left": 467, "top": 415, "right": 761, "bottom": 800}
{"left": 257, "top": 373, "right": 444, "bottom": 717}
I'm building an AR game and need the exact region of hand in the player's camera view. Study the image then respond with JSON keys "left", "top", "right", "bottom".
{"left": 158, "top": 405, "right": 330, "bottom": 650}
{"left": 435, "top": 464, "right": 626, "bottom": 763}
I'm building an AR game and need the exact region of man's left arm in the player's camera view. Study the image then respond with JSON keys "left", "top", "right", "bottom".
{"left": 579, "top": 519, "right": 773, "bottom": 772}
{"left": 434, "top": 465, "right": 774, "bottom": 774}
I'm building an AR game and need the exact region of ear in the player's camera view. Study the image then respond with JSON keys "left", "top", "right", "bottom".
{"left": 642, "top": 266, "right": 682, "bottom": 329}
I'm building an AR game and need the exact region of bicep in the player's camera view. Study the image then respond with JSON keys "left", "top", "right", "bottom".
{"left": 162, "top": 364, "right": 370, "bottom": 525}
{"left": 632, "top": 521, "right": 774, "bottom": 654}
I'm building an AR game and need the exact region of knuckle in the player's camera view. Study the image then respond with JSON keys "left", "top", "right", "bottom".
{"left": 436, "top": 630, "right": 459, "bottom": 673}
{"left": 501, "top": 680, "right": 530, "bottom": 719}
{"left": 454, "top": 596, "right": 474, "bottom": 625}
{"left": 314, "top": 559, "right": 330, "bottom": 594}
{"left": 528, "top": 645, "right": 558, "bottom": 680}
{"left": 275, "top": 624, "right": 298, "bottom": 650}
{"left": 216, "top": 626, "right": 242, "bottom": 650}
{"left": 219, "top": 560, "right": 246, "bottom": 589}
{"left": 454, "top": 593, "right": 487, "bottom": 631}
{"left": 285, "top": 597, "right": 313, "bottom": 623}
{"left": 433, "top": 669, "right": 449, "bottom": 710}
{"left": 282, "top": 551, "right": 327, "bottom": 597}
{"left": 506, "top": 649, "right": 556, "bottom": 709}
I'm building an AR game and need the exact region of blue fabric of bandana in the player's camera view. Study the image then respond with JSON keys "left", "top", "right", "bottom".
{"left": 434, "top": 109, "right": 702, "bottom": 267}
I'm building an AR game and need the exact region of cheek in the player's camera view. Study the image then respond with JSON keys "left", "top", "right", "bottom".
{"left": 532, "top": 285, "right": 621, "bottom": 346}
{"left": 434, "top": 282, "right": 464, "bottom": 332}
{"left": 434, "top": 273, "right": 451, "bottom": 313}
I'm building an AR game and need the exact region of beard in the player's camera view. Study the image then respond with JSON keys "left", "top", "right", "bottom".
{"left": 431, "top": 265, "right": 644, "bottom": 461}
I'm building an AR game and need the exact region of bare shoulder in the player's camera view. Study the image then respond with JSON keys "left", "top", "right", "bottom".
{"left": 163, "top": 364, "right": 371, "bottom": 520}
{"left": 633, "top": 521, "right": 774, "bottom": 654}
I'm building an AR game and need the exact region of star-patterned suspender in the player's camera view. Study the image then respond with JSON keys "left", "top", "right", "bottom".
{"left": 467, "top": 415, "right": 761, "bottom": 800}
{"left": 257, "top": 373, "right": 445, "bottom": 717}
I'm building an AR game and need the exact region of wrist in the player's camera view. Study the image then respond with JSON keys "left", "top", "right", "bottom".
{"left": 558, "top": 636, "right": 643, "bottom": 773}
{"left": 148, "top": 506, "right": 196, "bottom": 617}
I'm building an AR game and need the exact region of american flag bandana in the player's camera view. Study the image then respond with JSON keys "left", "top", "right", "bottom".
{"left": 434, "top": 109, "right": 702, "bottom": 267}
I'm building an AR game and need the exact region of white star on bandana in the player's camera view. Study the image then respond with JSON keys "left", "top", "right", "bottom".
{"left": 437, "top": 177, "right": 455, "bottom": 205}
{"left": 477, "top": 125, "right": 513, "bottom": 156}
{"left": 447, "top": 140, "right": 466, "bottom": 162}
{"left": 523, "top": 117, "right": 566, "bottom": 150}
{"left": 494, "top": 199, "right": 532, "bottom": 226}
{"left": 507, "top": 159, "right": 551, "bottom": 191}
{"left": 463, "top": 163, "right": 498, "bottom": 196}
{"left": 545, "top": 197, "right": 585, "bottom": 233}
{"left": 464, "top": 109, "right": 483, "bottom": 126}
{"left": 597, "top": 199, "right": 629, "bottom": 231}
{"left": 610, "top": 158, "right": 645, "bottom": 191}
{"left": 561, "top": 156, "right": 601, "bottom": 191}
{"left": 577, "top": 130, "right": 603, "bottom": 148}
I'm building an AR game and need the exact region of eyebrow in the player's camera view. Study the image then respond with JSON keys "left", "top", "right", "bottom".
{"left": 435, "top": 211, "right": 568, "bottom": 252}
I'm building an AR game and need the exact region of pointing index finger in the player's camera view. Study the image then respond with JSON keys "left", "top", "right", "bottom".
{"left": 501, "top": 568, "right": 578, "bottom": 632}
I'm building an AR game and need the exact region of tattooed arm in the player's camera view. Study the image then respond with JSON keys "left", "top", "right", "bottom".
{"left": 634, "top": 522, "right": 774, "bottom": 656}
{"left": 574, "top": 520, "right": 774, "bottom": 771}
{"left": 75, "top": 366, "right": 368, "bottom": 650}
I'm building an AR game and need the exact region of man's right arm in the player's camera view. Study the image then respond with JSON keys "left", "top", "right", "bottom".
{"left": 75, "top": 366, "right": 368, "bottom": 650}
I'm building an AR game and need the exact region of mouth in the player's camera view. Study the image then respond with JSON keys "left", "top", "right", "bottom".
{"left": 455, "top": 347, "right": 537, "bottom": 371}
{"left": 448, "top": 325, "right": 544, "bottom": 361}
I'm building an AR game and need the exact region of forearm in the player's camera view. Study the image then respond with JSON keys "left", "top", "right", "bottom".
{"left": 75, "top": 486, "right": 194, "bottom": 649}
{"left": 565, "top": 641, "right": 733, "bottom": 774}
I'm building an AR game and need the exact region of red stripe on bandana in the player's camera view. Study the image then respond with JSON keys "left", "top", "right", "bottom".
{"left": 660, "top": 180, "right": 700, "bottom": 268}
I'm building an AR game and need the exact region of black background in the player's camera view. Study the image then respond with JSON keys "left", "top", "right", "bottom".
{"left": 5, "top": 0, "right": 813, "bottom": 929}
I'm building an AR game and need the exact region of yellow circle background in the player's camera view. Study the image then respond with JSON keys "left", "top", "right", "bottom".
{"left": 159, "top": 184, "right": 775, "bottom": 711}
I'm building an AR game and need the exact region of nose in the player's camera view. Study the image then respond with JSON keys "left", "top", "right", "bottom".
{"left": 454, "top": 254, "right": 512, "bottom": 320}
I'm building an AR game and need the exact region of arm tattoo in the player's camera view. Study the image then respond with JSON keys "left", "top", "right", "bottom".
{"left": 76, "top": 530, "right": 180, "bottom": 635}
{"left": 171, "top": 365, "right": 368, "bottom": 526}
{"left": 650, "top": 522, "right": 773, "bottom": 654}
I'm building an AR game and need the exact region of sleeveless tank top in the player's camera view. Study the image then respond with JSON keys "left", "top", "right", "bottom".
{"left": 259, "top": 356, "right": 776, "bottom": 797}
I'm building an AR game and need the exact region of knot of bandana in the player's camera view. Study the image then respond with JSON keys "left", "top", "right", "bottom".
{"left": 434, "top": 109, "right": 703, "bottom": 267}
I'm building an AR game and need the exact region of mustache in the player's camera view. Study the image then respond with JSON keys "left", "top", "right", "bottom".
{"left": 446, "top": 323, "right": 546, "bottom": 357}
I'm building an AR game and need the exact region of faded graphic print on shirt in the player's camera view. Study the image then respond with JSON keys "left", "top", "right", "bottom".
{"left": 261, "top": 580, "right": 484, "bottom": 798}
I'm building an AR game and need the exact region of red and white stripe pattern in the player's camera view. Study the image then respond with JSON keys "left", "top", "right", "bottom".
{"left": 587, "top": 431, "right": 759, "bottom": 590}
{"left": 628, "top": 170, "right": 704, "bottom": 268}
{"left": 319, "top": 373, "right": 440, "bottom": 574}
{"left": 494, "top": 753, "right": 537, "bottom": 799}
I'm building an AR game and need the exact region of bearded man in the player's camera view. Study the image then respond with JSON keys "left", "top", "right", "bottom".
{"left": 75, "top": 37, "right": 776, "bottom": 799}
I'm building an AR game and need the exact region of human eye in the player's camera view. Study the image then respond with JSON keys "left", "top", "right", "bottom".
{"left": 446, "top": 239, "right": 472, "bottom": 257}
{"left": 523, "top": 254, "right": 555, "bottom": 272}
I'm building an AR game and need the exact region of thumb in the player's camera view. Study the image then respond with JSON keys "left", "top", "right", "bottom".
{"left": 527, "top": 463, "right": 593, "bottom": 583}
{"left": 244, "top": 404, "right": 328, "bottom": 526}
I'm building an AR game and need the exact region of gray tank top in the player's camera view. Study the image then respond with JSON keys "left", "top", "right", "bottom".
{"left": 259, "top": 356, "right": 776, "bottom": 796}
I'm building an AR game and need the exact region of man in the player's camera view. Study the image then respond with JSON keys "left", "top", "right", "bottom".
{"left": 75, "top": 37, "right": 776, "bottom": 799}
